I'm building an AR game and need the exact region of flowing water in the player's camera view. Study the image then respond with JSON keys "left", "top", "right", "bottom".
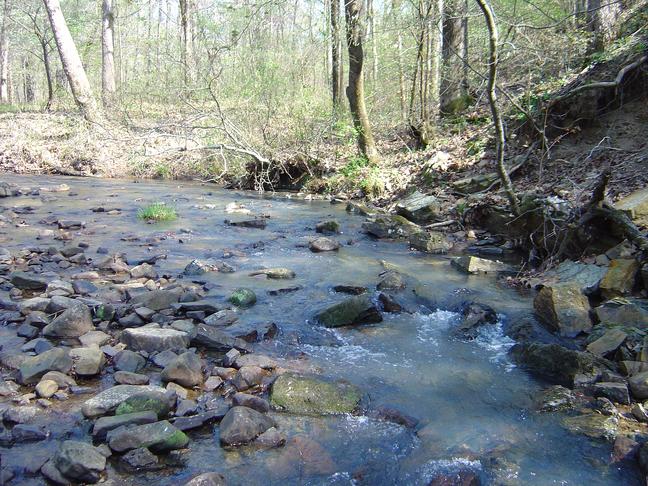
{"left": 0, "top": 174, "right": 641, "bottom": 485}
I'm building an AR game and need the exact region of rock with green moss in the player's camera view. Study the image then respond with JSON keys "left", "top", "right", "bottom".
{"left": 316, "top": 220, "right": 341, "bottom": 234}
{"left": 362, "top": 215, "right": 421, "bottom": 239}
{"left": 561, "top": 413, "right": 618, "bottom": 442}
{"left": 270, "top": 373, "right": 361, "bottom": 415}
{"left": 115, "top": 391, "right": 173, "bottom": 419}
{"left": 107, "top": 420, "right": 189, "bottom": 452}
{"left": 229, "top": 288, "right": 257, "bottom": 307}
{"left": 248, "top": 268, "right": 295, "bottom": 280}
{"left": 316, "top": 295, "right": 382, "bottom": 328}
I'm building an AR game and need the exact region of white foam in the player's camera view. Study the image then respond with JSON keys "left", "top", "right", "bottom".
{"left": 416, "top": 310, "right": 459, "bottom": 345}
{"left": 472, "top": 318, "right": 517, "bottom": 371}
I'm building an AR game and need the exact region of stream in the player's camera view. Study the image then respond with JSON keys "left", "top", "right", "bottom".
{"left": 0, "top": 174, "right": 642, "bottom": 485}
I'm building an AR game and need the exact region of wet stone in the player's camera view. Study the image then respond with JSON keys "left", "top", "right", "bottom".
{"left": 219, "top": 406, "right": 275, "bottom": 446}
{"left": 92, "top": 411, "right": 158, "bottom": 439}
{"left": 53, "top": 440, "right": 106, "bottom": 484}
{"left": 121, "top": 327, "right": 190, "bottom": 353}
{"left": 184, "top": 472, "right": 228, "bottom": 486}
{"left": 115, "top": 371, "right": 150, "bottom": 385}
{"left": 107, "top": 420, "right": 189, "bottom": 453}
{"left": 120, "top": 447, "right": 160, "bottom": 472}
{"left": 309, "top": 236, "right": 340, "bottom": 252}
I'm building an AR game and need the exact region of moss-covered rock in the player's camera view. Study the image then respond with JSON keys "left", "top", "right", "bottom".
{"left": 316, "top": 295, "right": 382, "bottom": 328}
{"left": 229, "top": 288, "right": 257, "bottom": 307}
{"left": 562, "top": 413, "right": 618, "bottom": 442}
{"left": 115, "top": 391, "right": 173, "bottom": 419}
{"left": 270, "top": 373, "right": 361, "bottom": 415}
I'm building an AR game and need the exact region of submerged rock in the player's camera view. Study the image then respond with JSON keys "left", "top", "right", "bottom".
{"left": 267, "top": 435, "right": 336, "bottom": 480}
{"left": 316, "top": 295, "right": 382, "bottom": 328}
{"left": 53, "top": 440, "right": 106, "bottom": 484}
{"left": 270, "top": 373, "right": 361, "bottom": 415}
{"left": 533, "top": 284, "right": 592, "bottom": 337}
{"left": 562, "top": 413, "right": 618, "bottom": 442}
{"left": 538, "top": 385, "right": 577, "bottom": 412}
{"left": 219, "top": 406, "right": 275, "bottom": 446}
{"left": 184, "top": 472, "right": 228, "bottom": 486}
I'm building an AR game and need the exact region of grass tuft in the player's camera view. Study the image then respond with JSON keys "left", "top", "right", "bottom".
{"left": 137, "top": 202, "right": 177, "bottom": 222}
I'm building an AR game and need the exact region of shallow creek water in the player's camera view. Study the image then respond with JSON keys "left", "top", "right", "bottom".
{"left": 0, "top": 174, "right": 642, "bottom": 485}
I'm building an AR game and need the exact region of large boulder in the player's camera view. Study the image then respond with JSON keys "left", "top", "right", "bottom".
{"left": 82, "top": 384, "right": 166, "bottom": 418}
{"left": 161, "top": 352, "right": 203, "bottom": 387}
{"left": 316, "top": 295, "right": 382, "bottom": 328}
{"left": 362, "top": 215, "right": 420, "bottom": 239}
{"left": 18, "top": 348, "right": 72, "bottom": 384}
{"left": 599, "top": 259, "right": 640, "bottom": 299}
{"left": 107, "top": 420, "right": 188, "bottom": 452}
{"left": 533, "top": 284, "right": 592, "bottom": 337}
{"left": 53, "top": 441, "right": 106, "bottom": 484}
{"left": 43, "top": 304, "right": 93, "bottom": 338}
{"left": 509, "top": 342, "right": 605, "bottom": 386}
{"left": 595, "top": 298, "right": 648, "bottom": 327}
{"left": 395, "top": 191, "right": 441, "bottom": 223}
{"left": 219, "top": 406, "right": 275, "bottom": 446}
{"left": 615, "top": 187, "right": 648, "bottom": 227}
{"left": 270, "top": 373, "right": 361, "bottom": 415}
{"left": 121, "top": 327, "right": 190, "bottom": 353}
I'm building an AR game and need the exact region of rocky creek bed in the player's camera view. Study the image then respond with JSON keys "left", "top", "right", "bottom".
{"left": 0, "top": 174, "right": 646, "bottom": 485}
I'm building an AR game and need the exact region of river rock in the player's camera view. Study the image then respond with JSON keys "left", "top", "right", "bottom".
{"left": 219, "top": 406, "right": 275, "bottom": 446}
{"left": 35, "top": 379, "right": 59, "bottom": 398}
{"left": 562, "top": 413, "right": 618, "bottom": 441}
{"left": 595, "top": 299, "right": 648, "bottom": 327}
{"left": 533, "top": 284, "right": 592, "bottom": 337}
{"left": 130, "top": 263, "right": 157, "bottom": 279}
{"left": 193, "top": 324, "right": 251, "bottom": 352}
{"left": 81, "top": 384, "right": 166, "bottom": 418}
{"left": 121, "top": 447, "right": 160, "bottom": 472}
{"left": 47, "top": 280, "right": 74, "bottom": 295}
{"left": 538, "top": 385, "right": 577, "bottom": 412}
{"left": 309, "top": 237, "right": 340, "bottom": 252}
{"left": 395, "top": 191, "right": 441, "bottom": 223}
{"left": 19, "top": 348, "right": 73, "bottom": 384}
{"left": 590, "top": 382, "right": 630, "bottom": 405}
{"left": 267, "top": 435, "right": 336, "bottom": 480}
{"left": 248, "top": 268, "right": 295, "bottom": 279}
{"left": 43, "top": 304, "right": 93, "bottom": 338}
{"left": 456, "top": 302, "right": 497, "bottom": 337}
{"left": 162, "top": 352, "right": 203, "bottom": 387}
{"left": 184, "top": 472, "right": 228, "bottom": 486}
{"left": 115, "top": 371, "right": 150, "bottom": 385}
{"left": 232, "top": 365, "right": 267, "bottom": 391}
{"left": 615, "top": 187, "right": 648, "bottom": 227}
{"left": 229, "top": 288, "right": 257, "bottom": 307}
{"left": 451, "top": 255, "right": 507, "bottom": 274}
{"left": 233, "top": 392, "right": 270, "bottom": 413}
{"left": 628, "top": 371, "right": 648, "bottom": 399}
{"left": 409, "top": 231, "right": 452, "bottom": 254}
{"left": 270, "top": 373, "right": 361, "bottom": 415}
{"left": 79, "top": 330, "right": 110, "bottom": 347}
{"left": 92, "top": 411, "right": 158, "bottom": 438}
{"left": 115, "top": 390, "right": 174, "bottom": 418}
{"left": 316, "top": 220, "right": 340, "bottom": 234}
{"left": 204, "top": 309, "right": 238, "bottom": 327}
{"left": 107, "top": 420, "right": 189, "bottom": 452}
{"left": 10, "top": 272, "right": 48, "bottom": 291}
{"left": 599, "top": 259, "right": 640, "bottom": 299}
{"left": 620, "top": 361, "right": 648, "bottom": 376}
{"left": 121, "top": 327, "right": 190, "bottom": 352}
{"left": 70, "top": 347, "right": 106, "bottom": 376}
{"left": 362, "top": 215, "right": 420, "bottom": 239}
{"left": 130, "top": 289, "right": 183, "bottom": 311}
{"left": 586, "top": 328, "right": 627, "bottom": 356}
{"left": 41, "top": 370, "right": 76, "bottom": 388}
{"left": 53, "top": 441, "right": 106, "bottom": 484}
{"left": 114, "top": 350, "right": 146, "bottom": 372}
{"left": 509, "top": 342, "right": 602, "bottom": 386}
{"left": 316, "top": 294, "right": 382, "bottom": 328}
{"left": 377, "top": 270, "right": 405, "bottom": 290}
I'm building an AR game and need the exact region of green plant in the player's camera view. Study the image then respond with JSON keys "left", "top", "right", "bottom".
{"left": 154, "top": 163, "right": 172, "bottom": 179}
{"left": 137, "top": 202, "right": 177, "bottom": 222}
{"left": 359, "top": 167, "right": 385, "bottom": 198}
{"left": 340, "top": 155, "right": 370, "bottom": 177}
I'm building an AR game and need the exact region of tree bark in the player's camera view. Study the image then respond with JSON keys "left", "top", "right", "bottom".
{"left": 41, "top": 36, "right": 54, "bottom": 110}
{"left": 43, "top": 0, "right": 100, "bottom": 122}
{"left": 475, "top": 0, "right": 520, "bottom": 215}
{"left": 101, "top": 0, "right": 116, "bottom": 107}
{"left": 179, "top": 0, "right": 195, "bottom": 88}
{"left": 23, "top": 55, "right": 35, "bottom": 102}
{"left": 441, "top": 0, "right": 469, "bottom": 114}
{"left": 0, "top": 0, "right": 10, "bottom": 104}
{"left": 331, "top": 0, "right": 344, "bottom": 111}
{"left": 344, "top": 0, "right": 379, "bottom": 163}
{"left": 586, "top": 0, "right": 621, "bottom": 52}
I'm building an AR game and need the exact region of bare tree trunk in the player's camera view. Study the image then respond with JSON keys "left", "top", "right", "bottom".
{"left": 41, "top": 37, "right": 54, "bottom": 110}
{"left": 344, "top": 0, "right": 378, "bottom": 163}
{"left": 367, "top": 0, "right": 378, "bottom": 85}
{"left": 44, "top": 0, "right": 100, "bottom": 122}
{"left": 475, "top": 0, "right": 520, "bottom": 215}
{"left": 441, "top": 0, "right": 469, "bottom": 114}
{"left": 179, "top": 0, "right": 195, "bottom": 89}
{"left": 331, "top": 0, "right": 344, "bottom": 111}
{"left": 23, "top": 56, "right": 35, "bottom": 102}
{"left": 101, "top": 0, "right": 116, "bottom": 107}
{"left": 0, "top": 0, "right": 10, "bottom": 104}
{"left": 586, "top": 0, "right": 621, "bottom": 52}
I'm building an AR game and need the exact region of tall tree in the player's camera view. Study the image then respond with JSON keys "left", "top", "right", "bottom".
{"left": 101, "top": 0, "right": 116, "bottom": 106}
{"left": 475, "top": 0, "right": 519, "bottom": 215}
{"left": 586, "top": 0, "right": 622, "bottom": 52}
{"left": 344, "top": 0, "right": 378, "bottom": 163}
{"left": 43, "top": 0, "right": 100, "bottom": 122}
{"left": 440, "top": 0, "right": 469, "bottom": 114}
{"left": 179, "top": 0, "right": 195, "bottom": 88}
{"left": 330, "top": 0, "right": 344, "bottom": 111}
{"left": 0, "top": 0, "right": 10, "bottom": 103}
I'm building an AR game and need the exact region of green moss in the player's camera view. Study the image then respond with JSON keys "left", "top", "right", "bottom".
{"left": 229, "top": 288, "right": 257, "bottom": 307}
{"left": 270, "top": 373, "right": 361, "bottom": 415}
{"left": 151, "top": 429, "right": 189, "bottom": 452}
{"left": 115, "top": 394, "right": 170, "bottom": 419}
